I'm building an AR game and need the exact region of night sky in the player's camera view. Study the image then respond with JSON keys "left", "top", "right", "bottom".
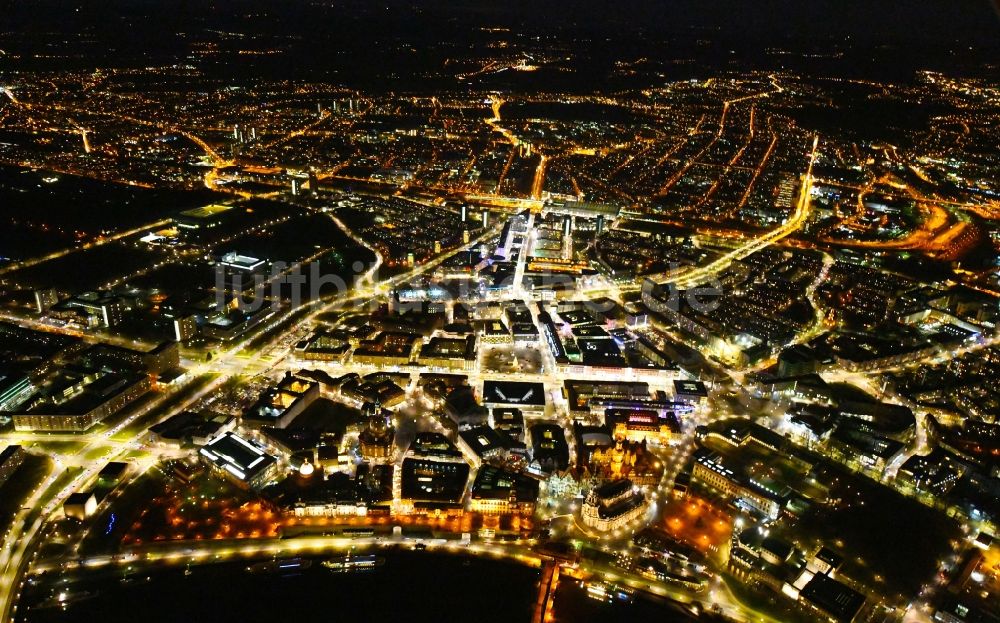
{"left": 2, "top": 0, "right": 998, "bottom": 86}
{"left": 4, "top": 0, "right": 999, "bottom": 45}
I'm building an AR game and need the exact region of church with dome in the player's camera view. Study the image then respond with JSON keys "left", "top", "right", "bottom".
{"left": 358, "top": 401, "right": 396, "bottom": 461}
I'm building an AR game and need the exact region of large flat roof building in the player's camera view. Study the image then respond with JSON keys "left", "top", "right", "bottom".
{"left": 470, "top": 465, "right": 539, "bottom": 515}
{"left": 459, "top": 425, "right": 518, "bottom": 463}
{"left": 175, "top": 203, "right": 234, "bottom": 230}
{"left": 482, "top": 380, "right": 546, "bottom": 411}
{"left": 13, "top": 371, "right": 152, "bottom": 433}
{"left": 418, "top": 335, "right": 477, "bottom": 371}
{"left": 0, "top": 372, "right": 32, "bottom": 412}
{"left": 799, "top": 573, "right": 866, "bottom": 623}
{"left": 199, "top": 432, "right": 278, "bottom": 490}
{"left": 243, "top": 372, "right": 320, "bottom": 429}
{"left": 399, "top": 457, "right": 470, "bottom": 510}
{"left": 529, "top": 423, "right": 570, "bottom": 472}
{"left": 692, "top": 448, "right": 789, "bottom": 520}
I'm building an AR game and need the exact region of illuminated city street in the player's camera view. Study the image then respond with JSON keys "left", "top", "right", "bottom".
{"left": 0, "top": 2, "right": 999, "bottom": 623}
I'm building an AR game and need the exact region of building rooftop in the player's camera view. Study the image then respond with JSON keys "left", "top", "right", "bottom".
{"left": 399, "top": 457, "right": 470, "bottom": 505}
{"left": 199, "top": 432, "right": 277, "bottom": 485}
{"left": 593, "top": 478, "right": 634, "bottom": 501}
{"left": 482, "top": 380, "right": 546, "bottom": 407}
{"left": 178, "top": 203, "right": 233, "bottom": 220}
{"left": 799, "top": 573, "right": 865, "bottom": 623}
{"left": 471, "top": 465, "right": 539, "bottom": 503}
{"left": 407, "top": 431, "right": 463, "bottom": 459}
{"left": 673, "top": 379, "right": 708, "bottom": 399}
{"left": 460, "top": 425, "right": 516, "bottom": 458}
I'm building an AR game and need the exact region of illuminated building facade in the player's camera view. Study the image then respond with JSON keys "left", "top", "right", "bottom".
{"left": 469, "top": 465, "right": 539, "bottom": 515}
{"left": 358, "top": 401, "right": 396, "bottom": 460}
{"left": 13, "top": 372, "right": 152, "bottom": 433}
{"left": 0, "top": 444, "right": 26, "bottom": 488}
{"left": 243, "top": 372, "right": 320, "bottom": 430}
{"left": 199, "top": 432, "right": 278, "bottom": 490}
{"left": 691, "top": 450, "right": 787, "bottom": 520}
{"left": 588, "top": 438, "right": 662, "bottom": 486}
{"left": 581, "top": 479, "right": 647, "bottom": 531}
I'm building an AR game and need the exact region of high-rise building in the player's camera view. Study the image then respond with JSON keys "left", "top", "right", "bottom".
{"left": 0, "top": 445, "right": 26, "bottom": 488}
{"left": 64, "top": 292, "right": 125, "bottom": 327}
{"left": 34, "top": 288, "right": 59, "bottom": 314}
{"left": 219, "top": 252, "right": 269, "bottom": 293}
{"left": 777, "top": 345, "right": 819, "bottom": 377}
{"left": 172, "top": 315, "right": 198, "bottom": 342}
